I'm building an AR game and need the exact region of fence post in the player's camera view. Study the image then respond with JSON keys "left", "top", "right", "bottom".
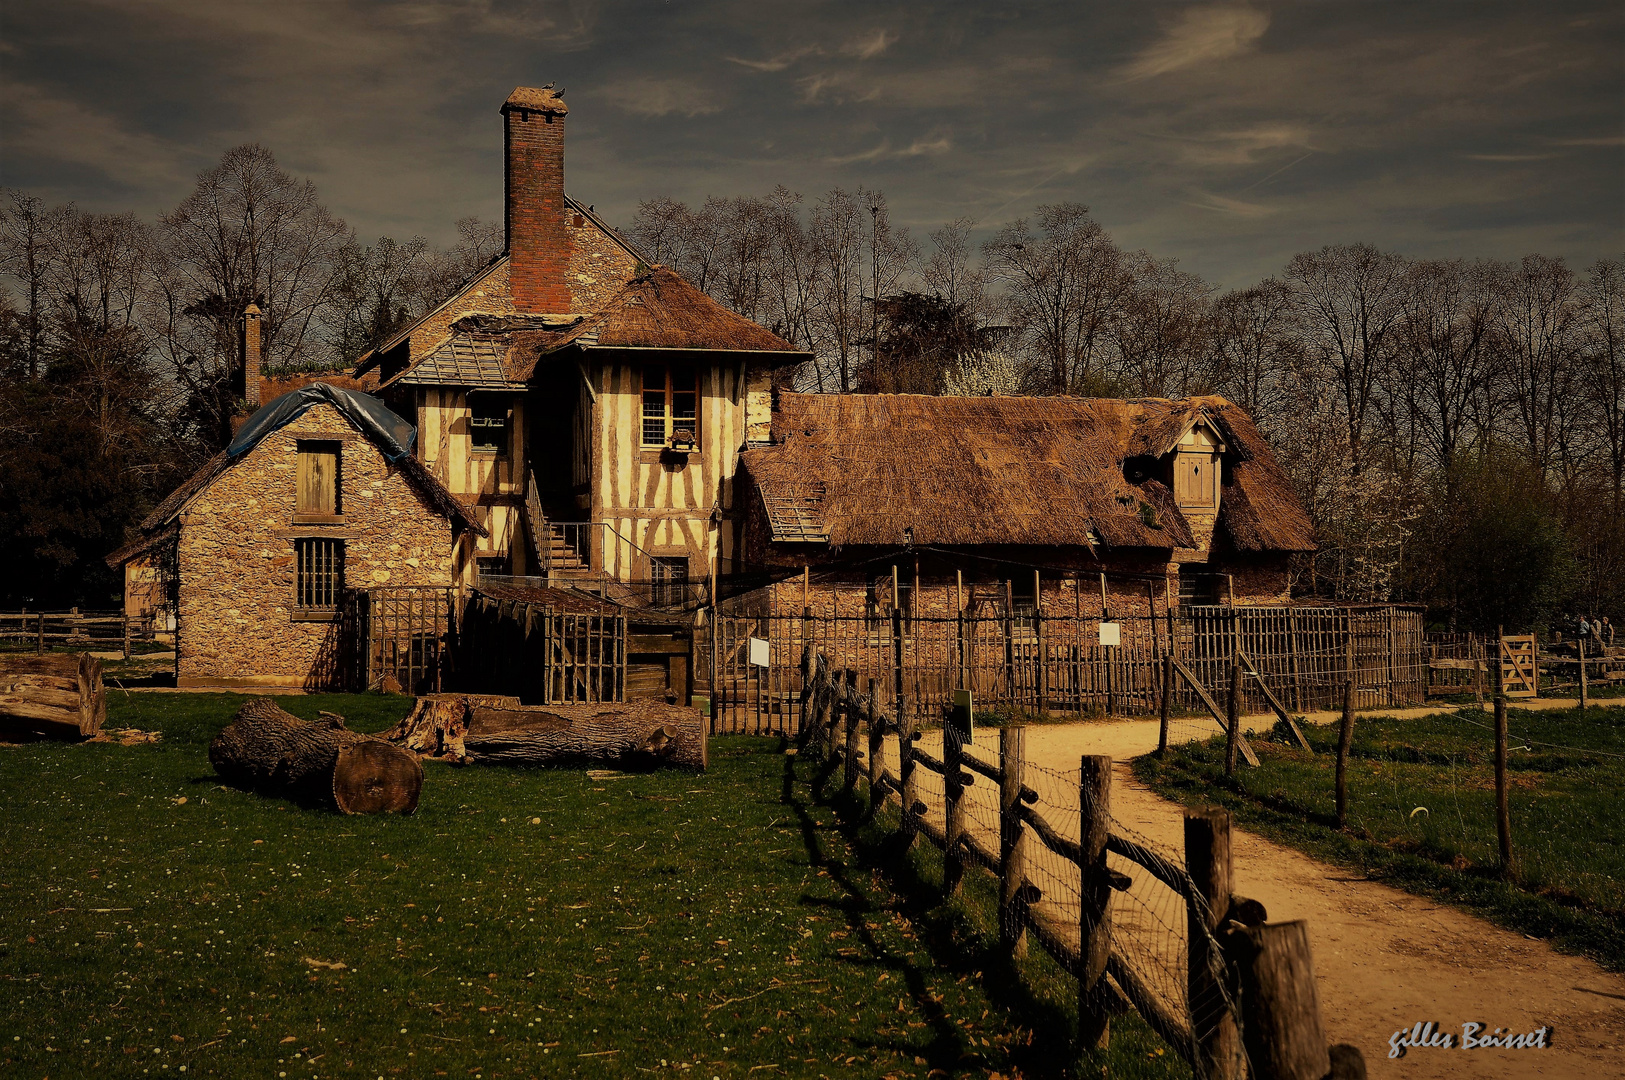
{"left": 1494, "top": 630, "right": 1513, "bottom": 877}
{"left": 998, "top": 724, "right": 1027, "bottom": 960}
{"left": 1003, "top": 581, "right": 1016, "bottom": 709}
{"left": 943, "top": 720, "right": 966, "bottom": 897}
{"left": 1224, "top": 652, "right": 1242, "bottom": 777}
{"left": 1157, "top": 654, "right": 1173, "bottom": 757}
{"left": 892, "top": 606, "right": 906, "bottom": 742}
{"left": 1579, "top": 636, "right": 1592, "bottom": 711}
{"left": 37, "top": 612, "right": 45, "bottom": 655}
{"left": 1336, "top": 678, "right": 1354, "bottom": 829}
{"left": 844, "top": 677, "right": 860, "bottom": 795}
{"left": 899, "top": 680, "right": 918, "bottom": 846}
{"left": 866, "top": 677, "right": 883, "bottom": 803}
{"left": 122, "top": 614, "right": 132, "bottom": 661}
{"left": 1035, "top": 609, "right": 1048, "bottom": 715}
{"left": 709, "top": 606, "right": 720, "bottom": 735}
{"left": 1186, "top": 806, "right": 1240, "bottom": 1080}
{"left": 1226, "top": 920, "right": 1334, "bottom": 1080}
{"left": 1078, "top": 754, "right": 1112, "bottom": 1049}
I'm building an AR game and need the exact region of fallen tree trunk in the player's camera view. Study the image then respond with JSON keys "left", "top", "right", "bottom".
{"left": 385, "top": 695, "right": 706, "bottom": 771}
{"left": 0, "top": 653, "right": 105, "bottom": 741}
{"left": 210, "top": 698, "right": 423, "bottom": 814}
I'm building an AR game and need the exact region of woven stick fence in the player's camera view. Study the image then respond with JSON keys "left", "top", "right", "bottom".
{"left": 798, "top": 641, "right": 1366, "bottom": 1080}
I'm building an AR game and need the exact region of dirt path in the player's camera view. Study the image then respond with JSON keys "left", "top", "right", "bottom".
{"left": 1003, "top": 718, "right": 1625, "bottom": 1078}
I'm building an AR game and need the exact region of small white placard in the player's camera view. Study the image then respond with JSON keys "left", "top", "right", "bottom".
{"left": 1099, "top": 621, "right": 1121, "bottom": 647}
{"left": 749, "top": 637, "right": 770, "bottom": 668}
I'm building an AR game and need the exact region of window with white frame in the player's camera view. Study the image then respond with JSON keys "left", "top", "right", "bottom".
{"left": 641, "top": 365, "right": 698, "bottom": 447}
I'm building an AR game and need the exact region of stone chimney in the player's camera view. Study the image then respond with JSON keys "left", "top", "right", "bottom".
{"left": 241, "top": 302, "right": 262, "bottom": 407}
{"left": 502, "top": 85, "right": 571, "bottom": 315}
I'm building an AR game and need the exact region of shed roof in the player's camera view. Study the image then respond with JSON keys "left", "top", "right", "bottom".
{"left": 739, "top": 393, "right": 1314, "bottom": 553}
{"left": 395, "top": 332, "right": 514, "bottom": 389}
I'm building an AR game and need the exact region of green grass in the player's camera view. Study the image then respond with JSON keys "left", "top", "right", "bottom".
{"left": 1134, "top": 704, "right": 1625, "bottom": 971}
{"left": 2, "top": 692, "right": 1188, "bottom": 1079}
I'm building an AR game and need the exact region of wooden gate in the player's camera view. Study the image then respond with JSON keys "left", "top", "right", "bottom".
{"left": 358, "top": 587, "right": 455, "bottom": 693}
{"left": 1499, "top": 635, "right": 1538, "bottom": 698}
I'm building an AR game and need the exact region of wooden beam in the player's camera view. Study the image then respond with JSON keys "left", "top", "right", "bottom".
{"left": 1239, "top": 649, "right": 1313, "bottom": 753}
{"left": 1170, "top": 657, "right": 1260, "bottom": 767}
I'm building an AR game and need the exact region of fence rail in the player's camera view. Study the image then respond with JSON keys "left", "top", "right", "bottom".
{"left": 798, "top": 651, "right": 1366, "bottom": 1079}
{"left": 702, "top": 604, "right": 1428, "bottom": 735}
{"left": 0, "top": 610, "right": 161, "bottom": 659}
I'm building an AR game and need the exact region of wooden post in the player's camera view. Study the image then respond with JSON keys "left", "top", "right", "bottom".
{"left": 843, "top": 676, "right": 861, "bottom": 795}
{"left": 1225, "top": 652, "right": 1242, "bottom": 777}
{"left": 1336, "top": 678, "right": 1354, "bottom": 829}
{"left": 1494, "top": 632, "right": 1513, "bottom": 877}
{"left": 943, "top": 716, "right": 966, "bottom": 896}
{"left": 1078, "top": 754, "right": 1112, "bottom": 1048}
{"left": 866, "top": 677, "right": 883, "bottom": 802}
{"left": 1227, "top": 921, "right": 1335, "bottom": 1080}
{"left": 1186, "top": 807, "right": 1240, "bottom": 1080}
{"left": 122, "top": 613, "right": 132, "bottom": 662}
{"left": 1003, "top": 580, "right": 1016, "bottom": 709}
{"left": 1579, "top": 636, "right": 1592, "bottom": 711}
{"left": 892, "top": 606, "right": 906, "bottom": 739}
{"left": 709, "top": 604, "right": 720, "bottom": 735}
{"left": 1157, "top": 654, "right": 1173, "bottom": 756}
{"left": 1287, "top": 609, "right": 1301, "bottom": 712}
{"left": 899, "top": 677, "right": 918, "bottom": 846}
{"left": 37, "top": 612, "right": 45, "bottom": 655}
{"left": 998, "top": 724, "right": 1027, "bottom": 960}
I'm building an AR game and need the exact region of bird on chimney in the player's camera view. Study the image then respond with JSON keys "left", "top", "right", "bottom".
{"left": 541, "top": 81, "right": 555, "bottom": 89}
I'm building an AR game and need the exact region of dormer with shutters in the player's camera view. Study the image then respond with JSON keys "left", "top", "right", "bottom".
{"left": 1169, "top": 418, "right": 1226, "bottom": 560}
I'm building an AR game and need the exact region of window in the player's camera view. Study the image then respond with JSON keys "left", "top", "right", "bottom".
{"left": 1011, "top": 574, "right": 1038, "bottom": 630}
{"left": 650, "top": 555, "right": 689, "bottom": 607}
{"left": 642, "top": 365, "right": 698, "bottom": 447}
{"left": 295, "top": 538, "right": 344, "bottom": 613}
{"left": 475, "top": 555, "right": 509, "bottom": 580}
{"left": 469, "top": 398, "right": 509, "bottom": 455}
{"left": 296, "top": 441, "right": 340, "bottom": 516}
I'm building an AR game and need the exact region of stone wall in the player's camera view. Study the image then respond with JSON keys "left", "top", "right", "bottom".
{"left": 175, "top": 402, "right": 462, "bottom": 687}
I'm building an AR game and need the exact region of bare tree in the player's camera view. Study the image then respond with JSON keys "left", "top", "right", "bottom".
{"left": 922, "top": 216, "right": 987, "bottom": 319}
{"left": 1107, "top": 252, "right": 1211, "bottom": 398}
{"left": 149, "top": 144, "right": 352, "bottom": 451}
{"left": 1389, "top": 259, "right": 1501, "bottom": 472}
{"left": 1285, "top": 243, "right": 1407, "bottom": 470}
{"left": 1204, "top": 278, "right": 1300, "bottom": 427}
{"left": 807, "top": 188, "right": 867, "bottom": 392}
{"left": 0, "top": 190, "right": 69, "bottom": 378}
{"left": 1493, "top": 254, "right": 1582, "bottom": 481}
{"left": 1578, "top": 258, "right": 1625, "bottom": 511}
{"left": 982, "top": 203, "right": 1129, "bottom": 394}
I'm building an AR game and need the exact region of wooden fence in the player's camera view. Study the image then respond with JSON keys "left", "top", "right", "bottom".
{"left": 456, "top": 593, "right": 626, "bottom": 704}
{"left": 0, "top": 609, "right": 161, "bottom": 659}
{"left": 354, "top": 587, "right": 456, "bottom": 694}
{"left": 701, "top": 603, "right": 1427, "bottom": 736}
{"left": 799, "top": 658, "right": 1366, "bottom": 1079}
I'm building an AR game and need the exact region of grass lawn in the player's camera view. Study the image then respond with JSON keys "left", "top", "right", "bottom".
{"left": 1134, "top": 704, "right": 1625, "bottom": 971}
{"left": 2, "top": 692, "right": 1189, "bottom": 1080}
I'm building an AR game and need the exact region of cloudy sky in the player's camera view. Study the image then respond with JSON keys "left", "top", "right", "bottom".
{"left": 3, "top": 0, "right": 1621, "bottom": 288}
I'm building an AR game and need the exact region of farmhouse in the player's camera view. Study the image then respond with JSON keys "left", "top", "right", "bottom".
{"left": 737, "top": 390, "right": 1314, "bottom": 621}
{"left": 111, "top": 83, "right": 1332, "bottom": 703}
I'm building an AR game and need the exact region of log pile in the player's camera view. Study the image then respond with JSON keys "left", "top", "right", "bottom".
{"left": 384, "top": 694, "right": 707, "bottom": 771}
{"left": 210, "top": 698, "right": 423, "bottom": 814}
{"left": 0, "top": 652, "right": 106, "bottom": 742}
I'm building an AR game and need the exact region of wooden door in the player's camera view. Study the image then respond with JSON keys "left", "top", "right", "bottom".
{"left": 297, "top": 443, "right": 339, "bottom": 515}
{"left": 1175, "top": 452, "right": 1216, "bottom": 507}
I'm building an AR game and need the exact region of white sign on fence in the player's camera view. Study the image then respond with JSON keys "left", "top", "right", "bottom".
{"left": 749, "top": 637, "right": 770, "bottom": 668}
{"left": 1099, "top": 621, "right": 1121, "bottom": 647}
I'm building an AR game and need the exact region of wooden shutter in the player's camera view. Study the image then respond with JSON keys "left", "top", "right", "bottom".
{"left": 297, "top": 443, "right": 338, "bottom": 515}
{"left": 1175, "top": 452, "right": 1216, "bottom": 508}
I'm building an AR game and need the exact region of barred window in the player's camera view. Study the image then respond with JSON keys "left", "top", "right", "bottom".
{"left": 295, "top": 538, "right": 344, "bottom": 611}
{"left": 641, "top": 365, "right": 698, "bottom": 447}
{"left": 649, "top": 555, "right": 689, "bottom": 607}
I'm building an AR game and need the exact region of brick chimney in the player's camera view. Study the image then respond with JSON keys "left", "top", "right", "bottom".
{"left": 502, "top": 85, "right": 571, "bottom": 315}
{"left": 241, "top": 302, "right": 262, "bottom": 407}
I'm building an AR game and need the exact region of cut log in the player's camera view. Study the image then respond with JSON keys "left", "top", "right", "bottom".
{"left": 384, "top": 694, "right": 706, "bottom": 771}
{"left": 210, "top": 698, "right": 423, "bottom": 814}
{"left": 0, "top": 653, "right": 105, "bottom": 741}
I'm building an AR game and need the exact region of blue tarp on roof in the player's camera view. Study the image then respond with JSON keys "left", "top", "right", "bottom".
{"left": 226, "top": 383, "right": 416, "bottom": 462}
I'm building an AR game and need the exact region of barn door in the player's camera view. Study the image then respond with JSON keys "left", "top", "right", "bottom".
{"left": 1499, "top": 635, "right": 1537, "bottom": 698}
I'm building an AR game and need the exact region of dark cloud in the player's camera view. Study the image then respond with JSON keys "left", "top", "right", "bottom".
{"left": 3, "top": 0, "right": 1620, "bottom": 287}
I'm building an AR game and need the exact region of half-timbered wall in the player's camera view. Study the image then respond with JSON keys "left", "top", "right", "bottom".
{"left": 415, "top": 387, "right": 527, "bottom": 572}
{"left": 588, "top": 353, "right": 774, "bottom": 582}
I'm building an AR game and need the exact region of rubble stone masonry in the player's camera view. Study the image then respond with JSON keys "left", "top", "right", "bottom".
{"left": 175, "top": 403, "right": 460, "bottom": 687}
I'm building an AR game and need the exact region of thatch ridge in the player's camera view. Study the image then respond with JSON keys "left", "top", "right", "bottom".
{"left": 740, "top": 392, "right": 1310, "bottom": 553}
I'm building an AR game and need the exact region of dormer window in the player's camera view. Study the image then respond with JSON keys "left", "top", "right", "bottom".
{"left": 1172, "top": 422, "right": 1225, "bottom": 511}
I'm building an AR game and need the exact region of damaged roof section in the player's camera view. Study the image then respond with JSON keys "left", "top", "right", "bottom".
{"left": 739, "top": 393, "right": 1314, "bottom": 553}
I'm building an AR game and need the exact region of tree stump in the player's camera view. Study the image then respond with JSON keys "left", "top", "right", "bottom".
{"left": 384, "top": 695, "right": 706, "bottom": 770}
{"left": 210, "top": 698, "right": 423, "bottom": 814}
{"left": 0, "top": 653, "right": 106, "bottom": 742}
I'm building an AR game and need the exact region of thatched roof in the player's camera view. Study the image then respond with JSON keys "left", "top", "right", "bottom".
{"left": 738, "top": 393, "right": 1314, "bottom": 553}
